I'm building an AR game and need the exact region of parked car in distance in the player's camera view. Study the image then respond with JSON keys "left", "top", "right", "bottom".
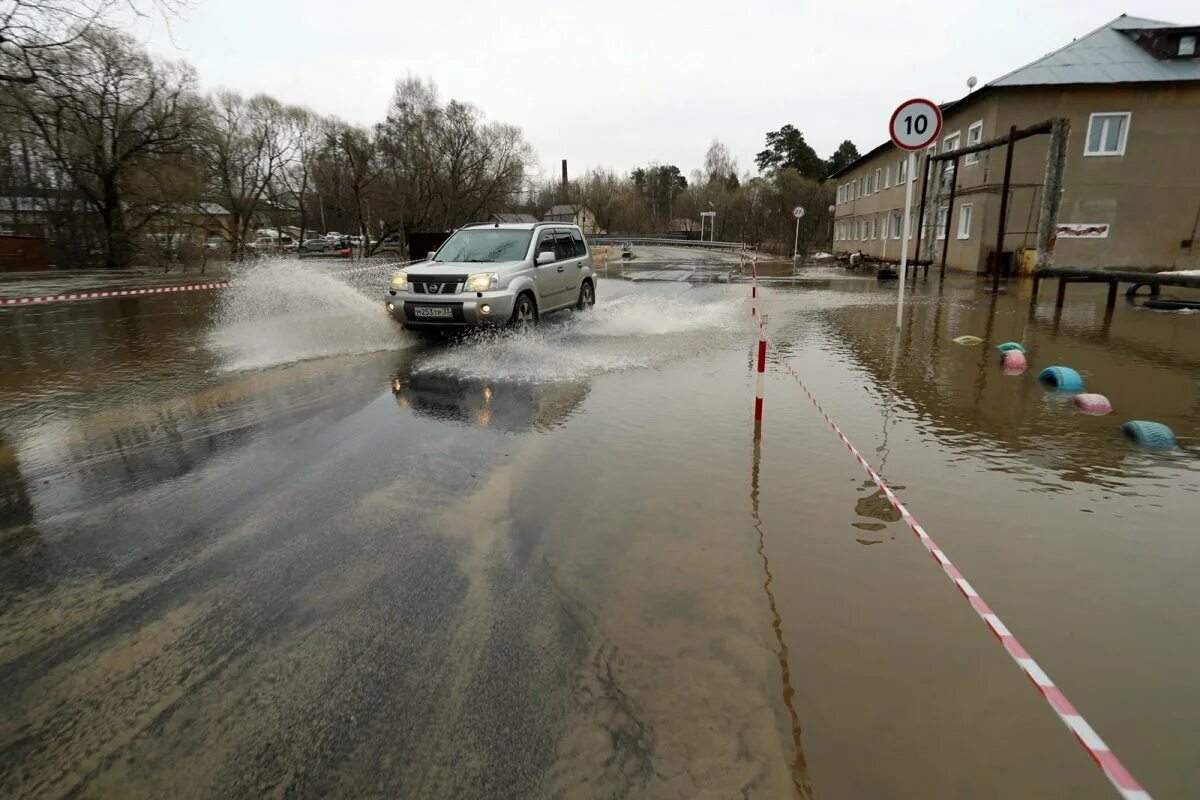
{"left": 300, "top": 238, "right": 335, "bottom": 252}
{"left": 204, "top": 236, "right": 225, "bottom": 251}
{"left": 247, "top": 235, "right": 296, "bottom": 253}
{"left": 384, "top": 221, "right": 597, "bottom": 329}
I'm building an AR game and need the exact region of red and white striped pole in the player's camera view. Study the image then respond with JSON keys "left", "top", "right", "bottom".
{"left": 751, "top": 250, "right": 759, "bottom": 317}
{"left": 754, "top": 313, "right": 768, "bottom": 421}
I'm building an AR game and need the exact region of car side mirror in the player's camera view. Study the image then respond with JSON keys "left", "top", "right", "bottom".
{"left": 536, "top": 250, "right": 556, "bottom": 265}
{"left": 426, "top": 251, "right": 436, "bottom": 260}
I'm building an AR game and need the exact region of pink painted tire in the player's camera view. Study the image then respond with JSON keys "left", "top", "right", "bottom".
{"left": 1001, "top": 350, "right": 1027, "bottom": 374}
{"left": 1073, "top": 393, "right": 1113, "bottom": 415}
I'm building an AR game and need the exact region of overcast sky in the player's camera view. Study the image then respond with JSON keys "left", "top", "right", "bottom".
{"left": 128, "top": 0, "right": 1196, "bottom": 182}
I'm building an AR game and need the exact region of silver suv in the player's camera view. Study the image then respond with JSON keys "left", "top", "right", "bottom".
{"left": 384, "top": 222, "right": 598, "bottom": 328}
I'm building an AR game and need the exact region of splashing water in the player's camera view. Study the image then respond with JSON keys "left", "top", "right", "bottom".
{"left": 414, "top": 283, "right": 746, "bottom": 383}
{"left": 206, "top": 258, "right": 408, "bottom": 373}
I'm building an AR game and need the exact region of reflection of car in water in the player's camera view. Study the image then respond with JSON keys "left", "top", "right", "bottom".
{"left": 391, "top": 372, "right": 589, "bottom": 433}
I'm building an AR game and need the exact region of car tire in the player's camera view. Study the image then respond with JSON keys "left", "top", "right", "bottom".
{"left": 510, "top": 292, "right": 538, "bottom": 326}
{"left": 576, "top": 280, "right": 595, "bottom": 310}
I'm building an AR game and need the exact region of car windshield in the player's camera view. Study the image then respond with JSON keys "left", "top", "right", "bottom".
{"left": 434, "top": 229, "right": 532, "bottom": 263}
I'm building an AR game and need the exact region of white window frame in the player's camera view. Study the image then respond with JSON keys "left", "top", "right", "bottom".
{"left": 884, "top": 164, "right": 891, "bottom": 189}
{"left": 897, "top": 158, "right": 907, "bottom": 184}
{"left": 943, "top": 131, "right": 960, "bottom": 152}
{"left": 957, "top": 203, "right": 973, "bottom": 239}
{"left": 1084, "top": 112, "right": 1131, "bottom": 157}
{"left": 875, "top": 168, "right": 882, "bottom": 193}
{"left": 870, "top": 217, "right": 876, "bottom": 239}
{"left": 965, "top": 121, "right": 983, "bottom": 165}
{"left": 935, "top": 205, "right": 948, "bottom": 240}
{"left": 891, "top": 210, "right": 901, "bottom": 240}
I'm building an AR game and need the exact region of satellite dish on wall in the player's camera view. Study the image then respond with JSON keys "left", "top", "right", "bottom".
{"left": 966, "top": 76, "right": 978, "bottom": 92}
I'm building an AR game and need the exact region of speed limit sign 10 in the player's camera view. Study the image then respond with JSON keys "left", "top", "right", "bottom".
{"left": 889, "top": 98, "right": 943, "bottom": 151}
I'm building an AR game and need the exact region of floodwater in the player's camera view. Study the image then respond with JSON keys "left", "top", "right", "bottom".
{"left": 0, "top": 255, "right": 1197, "bottom": 799}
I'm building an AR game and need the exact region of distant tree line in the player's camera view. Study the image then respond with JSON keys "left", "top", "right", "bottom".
{"left": 526, "top": 130, "right": 858, "bottom": 257}
{"left": 1, "top": 2, "right": 860, "bottom": 266}
{"left": 0, "top": 6, "right": 534, "bottom": 268}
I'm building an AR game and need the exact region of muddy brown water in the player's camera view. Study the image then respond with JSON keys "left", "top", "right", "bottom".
{"left": 0, "top": 258, "right": 1197, "bottom": 798}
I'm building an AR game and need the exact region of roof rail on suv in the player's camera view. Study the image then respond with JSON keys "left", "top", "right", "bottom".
{"left": 458, "top": 220, "right": 577, "bottom": 229}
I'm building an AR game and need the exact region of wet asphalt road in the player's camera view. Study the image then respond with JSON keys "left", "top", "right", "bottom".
{"left": 2, "top": 254, "right": 1199, "bottom": 798}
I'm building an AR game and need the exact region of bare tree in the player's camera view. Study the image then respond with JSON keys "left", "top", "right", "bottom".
{"left": 1, "top": 27, "right": 201, "bottom": 267}
{"left": 1, "top": 0, "right": 188, "bottom": 84}
{"left": 371, "top": 76, "right": 533, "bottom": 237}
{"left": 199, "top": 90, "right": 297, "bottom": 260}
{"left": 274, "top": 105, "right": 320, "bottom": 243}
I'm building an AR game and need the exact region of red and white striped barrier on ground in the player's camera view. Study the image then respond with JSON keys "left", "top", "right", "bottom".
{"left": 760, "top": 329, "right": 1151, "bottom": 800}
{"left": 0, "top": 282, "right": 229, "bottom": 307}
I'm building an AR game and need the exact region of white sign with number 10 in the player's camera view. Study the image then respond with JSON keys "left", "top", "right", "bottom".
{"left": 889, "top": 98, "right": 943, "bottom": 151}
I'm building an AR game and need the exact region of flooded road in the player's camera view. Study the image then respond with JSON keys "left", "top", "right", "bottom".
{"left": 1, "top": 255, "right": 1197, "bottom": 798}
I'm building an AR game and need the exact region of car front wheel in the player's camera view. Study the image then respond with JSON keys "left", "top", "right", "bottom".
{"left": 510, "top": 293, "right": 537, "bottom": 326}
{"left": 577, "top": 280, "right": 595, "bottom": 310}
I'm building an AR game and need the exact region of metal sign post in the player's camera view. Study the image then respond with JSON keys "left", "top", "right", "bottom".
{"left": 791, "top": 205, "right": 805, "bottom": 261}
{"left": 889, "top": 98, "right": 943, "bottom": 329}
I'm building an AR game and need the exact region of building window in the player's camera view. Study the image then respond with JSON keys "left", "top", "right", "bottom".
{"left": 1180, "top": 35, "right": 1196, "bottom": 56}
{"left": 891, "top": 210, "right": 902, "bottom": 239}
{"left": 943, "top": 132, "right": 960, "bottom": 152}
{"left": 1085, "top": 112, "right": 1131, "bottom": 156}
{"left": 884, "top": 164, "right": 891, "bottom": 189}
{"left": 870, "top": 217, "right": 876, "bottom": 239}
{"left": 965, "top": 121, "right": 983, "bottom": 165}
{"left": 958, "top": 203, "right": 973, "bottom": 239}
{"left": 875, "top": 168, "right": 882, "bottom": 193}
{"left": 897, "top": 158, "right": 907, "bottom": 184}
{"left": 935, "top": 205, "right": 948, "bottom": 240}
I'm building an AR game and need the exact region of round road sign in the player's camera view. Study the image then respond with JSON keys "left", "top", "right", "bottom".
{"left": 889, "top": 98, "right": 943, "bottom": 151}
{"left": 793, "top": 206, "right": 805, "bottom": 219}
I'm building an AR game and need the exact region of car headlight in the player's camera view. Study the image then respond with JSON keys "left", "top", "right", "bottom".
{"left": 465, "top": 272, "right": 499, "bottom": 293}
{"left": 390, "top": 272, "right": 408, "bottom": 291}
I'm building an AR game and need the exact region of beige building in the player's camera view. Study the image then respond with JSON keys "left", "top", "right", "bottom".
{"left": 830, "top": 14, "right": 1200, "bottom": 274}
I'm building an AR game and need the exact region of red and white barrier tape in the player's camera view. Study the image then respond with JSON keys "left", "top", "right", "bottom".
{"left": 0, "top": 282, "right": 229, "bottom": 307}
{"left": 761, "top": 329, "right": 1151, "bottom": 800}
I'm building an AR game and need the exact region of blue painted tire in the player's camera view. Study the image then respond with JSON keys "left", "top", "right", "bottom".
{"left": 1038, "top": 366, "right": 1085, "bottom": 392}
{"left": 1122, "top": 421, "right": 1177, "bottom": 449}
{"left": 997, "top": 341, "right": 1027, "bottom": 354}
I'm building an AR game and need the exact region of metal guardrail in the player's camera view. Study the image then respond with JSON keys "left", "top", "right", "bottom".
{"left": 588, "top": 236, "right": 745, "bottom": 251}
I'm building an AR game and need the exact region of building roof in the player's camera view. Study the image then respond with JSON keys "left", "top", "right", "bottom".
{"left": 543, "top": 204, "right": 580, "bottom": 217}
{"left": 990, "top": 15, "right": 1200, "bottom": 87}
{"left": 493, "top": 212, "right": 538, "bottom": 223}
{"left": 828, "top": 14, "right": 1199, "bottom": 179}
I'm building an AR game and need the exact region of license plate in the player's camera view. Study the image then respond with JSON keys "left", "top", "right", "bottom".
{"left": 412, "top": 305, "right": 452, "bottom": 319}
